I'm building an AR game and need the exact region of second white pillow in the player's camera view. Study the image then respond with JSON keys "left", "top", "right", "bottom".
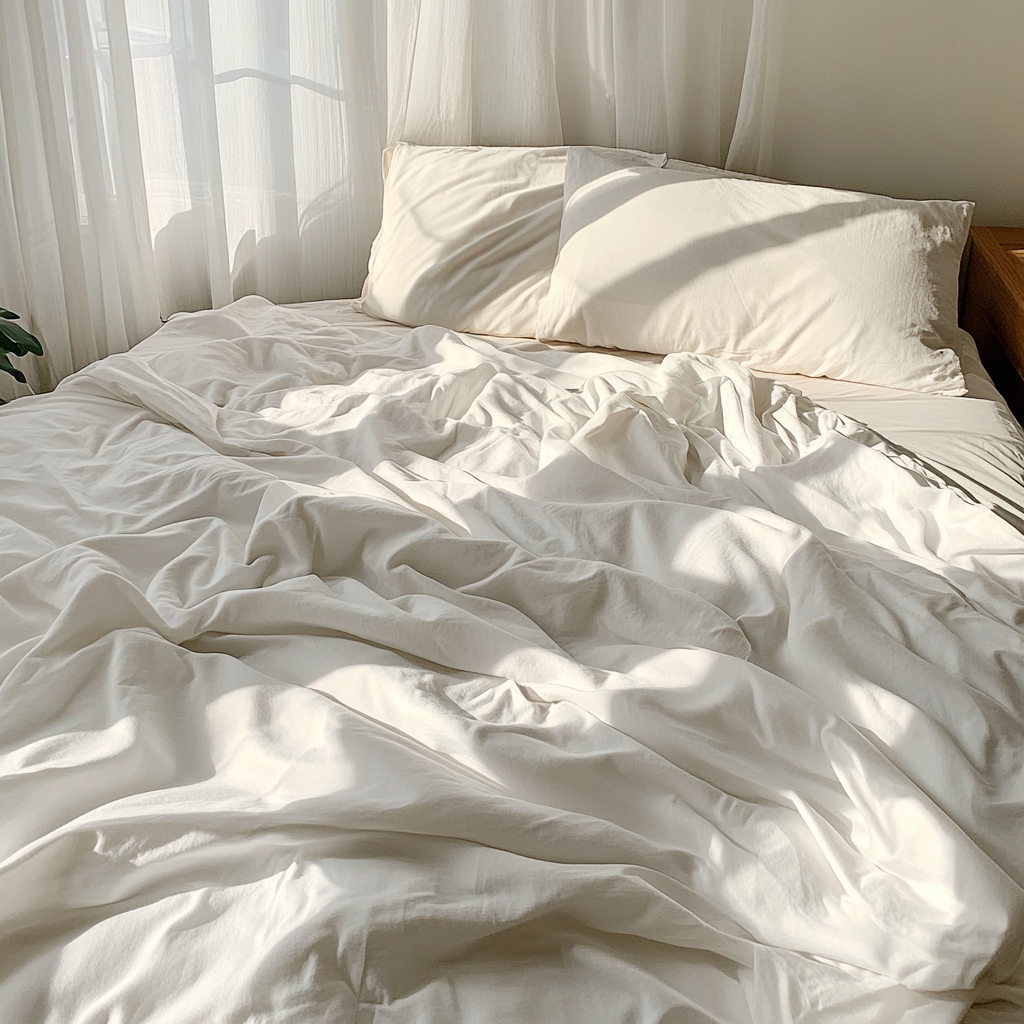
{"left": 536, "top": 150, "right": 972, "bottom": 395}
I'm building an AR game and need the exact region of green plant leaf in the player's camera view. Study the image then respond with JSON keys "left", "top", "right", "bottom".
{"left": 0, "top": 321, "right": 43, "bottom": 357}
{"left": 0, "top": 352, "right": 28, "bottom": 383}
{"left": 0, "top": 308, "right": 18, "bottom": 320}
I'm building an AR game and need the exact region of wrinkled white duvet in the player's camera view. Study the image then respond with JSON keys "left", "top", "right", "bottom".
{"left": 2, "top": 297, "right": 1023, "bottom": 1024}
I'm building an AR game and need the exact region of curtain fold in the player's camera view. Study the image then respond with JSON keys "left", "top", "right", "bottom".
{"left": 133, "top": 0, "right": 388, "bottom": 318}
{"left": 388, "top": 0, "right": 766, "bottom": 171}
{"left": 0, "top": 0, "right": 162, "bottom": 398}
{"left": 0, "top": 0, "right": 775, "bottom": 397}
{"left": 725, "top": 0, "right": 786, "bottom": 175}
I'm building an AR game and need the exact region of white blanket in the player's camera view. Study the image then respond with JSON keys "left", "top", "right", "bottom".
{"left": 1, "top": 297, "right": 1023, "bottom": 1023}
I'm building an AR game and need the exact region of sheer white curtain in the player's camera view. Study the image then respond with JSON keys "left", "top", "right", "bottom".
{"left": 0, "top": 0, "right": 161, "bottom": 398}
{"left": 134, "top": 1, "right": 387, "bottom": 315}
{"left": 0, "top": 0, "right": 780, "bottom": 399}
{"left": 0, "top": 0, "right": 387, "bottom": 400}
{"left": 388, "top": 0, "right": 781, "bottom": 173}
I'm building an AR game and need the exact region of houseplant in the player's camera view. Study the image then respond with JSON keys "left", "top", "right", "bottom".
{"left": 0, "top": 307, "right": 43, "bottom": 403}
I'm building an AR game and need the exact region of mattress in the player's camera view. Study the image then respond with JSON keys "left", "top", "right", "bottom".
{"left": 3, "top": 297, "right": 1024, "bottom": 1023}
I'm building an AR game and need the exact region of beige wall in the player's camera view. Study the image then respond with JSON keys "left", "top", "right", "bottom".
{"left": 769, "top": 0, "right": 1024, "bottom": 226}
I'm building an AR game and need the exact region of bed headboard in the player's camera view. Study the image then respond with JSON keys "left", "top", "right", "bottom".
{"left": 961, "top": 226, "right": 1024, "bottom": 424}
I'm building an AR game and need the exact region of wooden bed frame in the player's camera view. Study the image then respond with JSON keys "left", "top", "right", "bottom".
{"left": 961, "top": 226, "right": 1024, "bottom": 425}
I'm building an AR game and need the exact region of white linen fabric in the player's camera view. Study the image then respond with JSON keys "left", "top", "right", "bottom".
{"left": 2, "top": 297, "right": 1024, "bottom": 1023}
{"left": 356, "top": 144, "right": 664, "bottom": 338}
{"left": 0, "top": 0, "right": 388, "bottom": 400}
{"left": 0, "top": 0, "right": 163, "bottom": 399}
{"left": 308, "top": 299, "right": 1024, "bottom": 525}
{"left": 127, "top": 0, "right": 388, "bottom": 315}
{"left": 387, "top": 0, "right": 770, "bottom": 172}
{"left": 537, "top": 150, "right": 973, "bottom": 395}
{"left": 763, "top": 332, "right": 1024, "bottom": 525}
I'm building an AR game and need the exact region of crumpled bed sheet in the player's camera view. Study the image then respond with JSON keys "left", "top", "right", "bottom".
{"left": 1, "top": 296, "right": 1023, "bottom": 1023}
{"left": 283, "top": 299, "right": 1024, "bottom": 526}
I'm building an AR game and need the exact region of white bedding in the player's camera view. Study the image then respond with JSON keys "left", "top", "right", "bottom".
{"left": 301, "top": 300, "right": 1024, "bottom": 523}
{"left": 766, "top": 357, "right": 1024, "bottom": 529}
{"left": 2, "top": 297, "right": 1024, "bottom": 1023}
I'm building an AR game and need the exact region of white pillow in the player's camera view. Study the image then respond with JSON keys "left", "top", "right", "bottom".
{"left": 355, "top": 144, "right": 665, "bottom": 339}
{"left": 536, "top": 149, "right": 973, "bottom": 395}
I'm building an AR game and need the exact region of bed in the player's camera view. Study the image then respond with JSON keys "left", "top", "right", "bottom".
{"left": 1, "top": 146, "right": 1023, "bottom": 1024}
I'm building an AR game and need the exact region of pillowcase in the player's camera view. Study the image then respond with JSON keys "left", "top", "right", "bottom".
{"left": 355, "top": 144, "right": 665, "bottom": 339}
{"left": 536, "top": 149, "right": 973, "bottom": 395}
{"left": 665, "top": 157, "right": 779, "bottom": 183}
